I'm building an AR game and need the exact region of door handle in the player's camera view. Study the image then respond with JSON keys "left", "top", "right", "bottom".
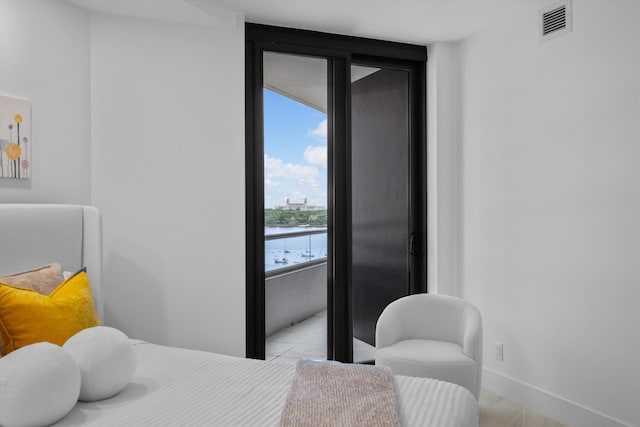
{"left": 410, "top": 233, "right": 420, "bottom": 256}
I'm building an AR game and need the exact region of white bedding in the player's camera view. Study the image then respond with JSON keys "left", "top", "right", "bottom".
{"left": 53, "top": 340, "right": 478, "bottom": 427}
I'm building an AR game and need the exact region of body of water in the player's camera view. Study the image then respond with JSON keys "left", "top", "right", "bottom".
{"left": 265, "top": 227, "right": 327, "bottom": 272}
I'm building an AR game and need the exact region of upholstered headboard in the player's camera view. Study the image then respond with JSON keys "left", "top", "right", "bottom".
{"left": 0, "top": 204, "right": 103, "bottom": 318}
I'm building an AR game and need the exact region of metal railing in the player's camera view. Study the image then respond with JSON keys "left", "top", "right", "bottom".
{"left": 265, "top": 228, "right": 327, "bottom": 277}
{"left": 265, "top": 228, "right": 327, "bottom": 240}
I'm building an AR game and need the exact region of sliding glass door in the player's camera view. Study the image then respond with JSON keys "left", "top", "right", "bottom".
{"left": 246, "top": 24, "right": 426, "bottom": 363}
{"left": 262, "top": 51, "right": 329, "bottom": 362}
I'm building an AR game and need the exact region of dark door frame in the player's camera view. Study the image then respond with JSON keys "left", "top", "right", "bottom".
{"left": 245, "top": 23, "right": 427, "bottom": 361}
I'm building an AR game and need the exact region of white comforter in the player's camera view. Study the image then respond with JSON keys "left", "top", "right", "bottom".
{"left": 53, "top": 341, "right": 478, "bottom": 426}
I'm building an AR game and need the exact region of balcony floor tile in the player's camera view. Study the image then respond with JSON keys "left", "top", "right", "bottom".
{"left": 266, "top": 310, "right": 375, "bottom": 363}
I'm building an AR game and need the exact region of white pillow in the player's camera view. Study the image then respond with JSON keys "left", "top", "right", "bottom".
{"left": 0, "top": 342, "right": 81, "bottom": 427}
{"left": 63, "top": 326, "right": 136, "bottom": 401}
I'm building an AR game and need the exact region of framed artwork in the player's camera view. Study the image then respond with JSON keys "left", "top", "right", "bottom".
{"left": 0, "top": 95, "right": 31, "bottom": 179}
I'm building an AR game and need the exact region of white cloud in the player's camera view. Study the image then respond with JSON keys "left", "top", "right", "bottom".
{"left": 299, "top": 177, "right": 320, "bottom": 189}
{"left": 304, "top": 145, "right": 327, "bottom": 168}
{"left": 264, "top": 154, "right": 319, "bottom": 181}
{"left": 264, "top": 154, "right": 327, "bottom": 207}
{"left": 309, "top": 119, "right": 327, "bottom": 140}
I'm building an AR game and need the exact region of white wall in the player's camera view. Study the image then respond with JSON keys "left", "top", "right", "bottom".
{"left": 0, "top": 1, "right": 246, "bottom": 357}
{"left": 435, "top": 1, "right": 640, "bottom": 425}
{"left": 427, "top": 42, "right": 462, "bottom": 296}
{"left": 0, "top": 0, "right": 91, "bottom": 204}
{"left": 90, "top": 13, "right": 246, "bottom": 356}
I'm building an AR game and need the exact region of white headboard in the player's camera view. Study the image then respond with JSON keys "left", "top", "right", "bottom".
{"left": 0, "top": 204, "right": 103, "bottom": 318}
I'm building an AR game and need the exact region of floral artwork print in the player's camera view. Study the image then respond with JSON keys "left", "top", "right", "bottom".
{"left": 0, "top": 95, "right": 31, "bottom": 179}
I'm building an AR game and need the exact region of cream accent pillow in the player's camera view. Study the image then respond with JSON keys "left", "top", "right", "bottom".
{"left": 64, "top": 326, "right": 136, "bottom": 401}
{"left": 0, "top": 262, "right": 65, "bottom": 295}
{"left": 0, "top": 342, "right": 81, "bottom": 427}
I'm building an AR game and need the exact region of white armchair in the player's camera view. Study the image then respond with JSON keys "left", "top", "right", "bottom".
{"left": 375, "top": 294, "right": 483, "bottom": 399}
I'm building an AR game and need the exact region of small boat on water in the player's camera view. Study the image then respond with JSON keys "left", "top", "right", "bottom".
{"left": 274, "top": 258, "right": 288, "bottom": 264}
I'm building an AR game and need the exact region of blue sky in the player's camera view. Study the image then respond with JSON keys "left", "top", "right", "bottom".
{"left": 263, "top": 89, "right": 327, "bottom": 209}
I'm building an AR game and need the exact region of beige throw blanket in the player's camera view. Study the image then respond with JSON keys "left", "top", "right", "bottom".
{"left": 281, "top": 359, "right": 400, "bottom": 427}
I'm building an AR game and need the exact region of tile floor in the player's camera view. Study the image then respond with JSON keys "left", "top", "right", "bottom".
{"left": 265, "top": 310, "right": 376, "bottom": 364}
{"left": 266, "top": 311, "right": 567, "bottom": 427}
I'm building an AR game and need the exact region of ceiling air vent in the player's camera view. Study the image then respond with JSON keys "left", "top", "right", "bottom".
{"left": 540, "top": 0, "right": 571, "bottom": 41}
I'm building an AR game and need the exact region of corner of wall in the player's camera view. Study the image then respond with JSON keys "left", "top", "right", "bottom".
{"left": 0, "top": 0, "right": 92, "bottom": 204}
{"left": 427, "top": 41, "right": 464, "bottom": 297}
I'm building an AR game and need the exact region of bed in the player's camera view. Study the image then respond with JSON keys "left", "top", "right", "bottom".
{"left": 0, "top": 204, "right": 478, "bottom": 426}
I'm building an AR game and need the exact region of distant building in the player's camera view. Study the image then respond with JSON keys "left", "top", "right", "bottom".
{"left": 277, "top": 198, "right": 324, "bottom": 211}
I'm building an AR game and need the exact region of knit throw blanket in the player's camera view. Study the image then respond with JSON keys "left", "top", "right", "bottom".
{"left": 280, "top": 359, "right": 399, "bottom": 427}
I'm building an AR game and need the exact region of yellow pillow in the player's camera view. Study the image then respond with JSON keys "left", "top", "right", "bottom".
{"left": 0, "top": 269, "right": 102, "bottom": 356}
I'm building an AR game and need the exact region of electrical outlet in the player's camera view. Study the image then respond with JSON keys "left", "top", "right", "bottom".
{"left": 495, "top": 342, "right": 504, "bottom": 362}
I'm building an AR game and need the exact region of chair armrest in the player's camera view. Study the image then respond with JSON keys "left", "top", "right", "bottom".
{"left": 375, "top": 297, "right": 415, "bottom": 348}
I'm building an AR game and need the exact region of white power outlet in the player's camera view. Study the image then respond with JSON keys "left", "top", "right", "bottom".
{"left": 495, "top": 342, "right": 504, "bottom": 362}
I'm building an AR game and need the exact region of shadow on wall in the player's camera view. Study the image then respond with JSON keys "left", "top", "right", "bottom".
{"left": 0, "top": 178, "right": 31, "bottom": 190}
{"left": 102, "top": 248, "right": 167, "bottom": 345}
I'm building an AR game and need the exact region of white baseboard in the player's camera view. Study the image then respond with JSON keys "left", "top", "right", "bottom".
{"left": 482, "top": 368, "right": 631, "bottom": 427}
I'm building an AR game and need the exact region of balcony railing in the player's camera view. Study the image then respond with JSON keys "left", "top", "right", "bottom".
{"left": 265, "top": 228, "right": 327, "bottom": 277}
{"left": 265, "top": 228, "right": 328, "bottom": 334}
